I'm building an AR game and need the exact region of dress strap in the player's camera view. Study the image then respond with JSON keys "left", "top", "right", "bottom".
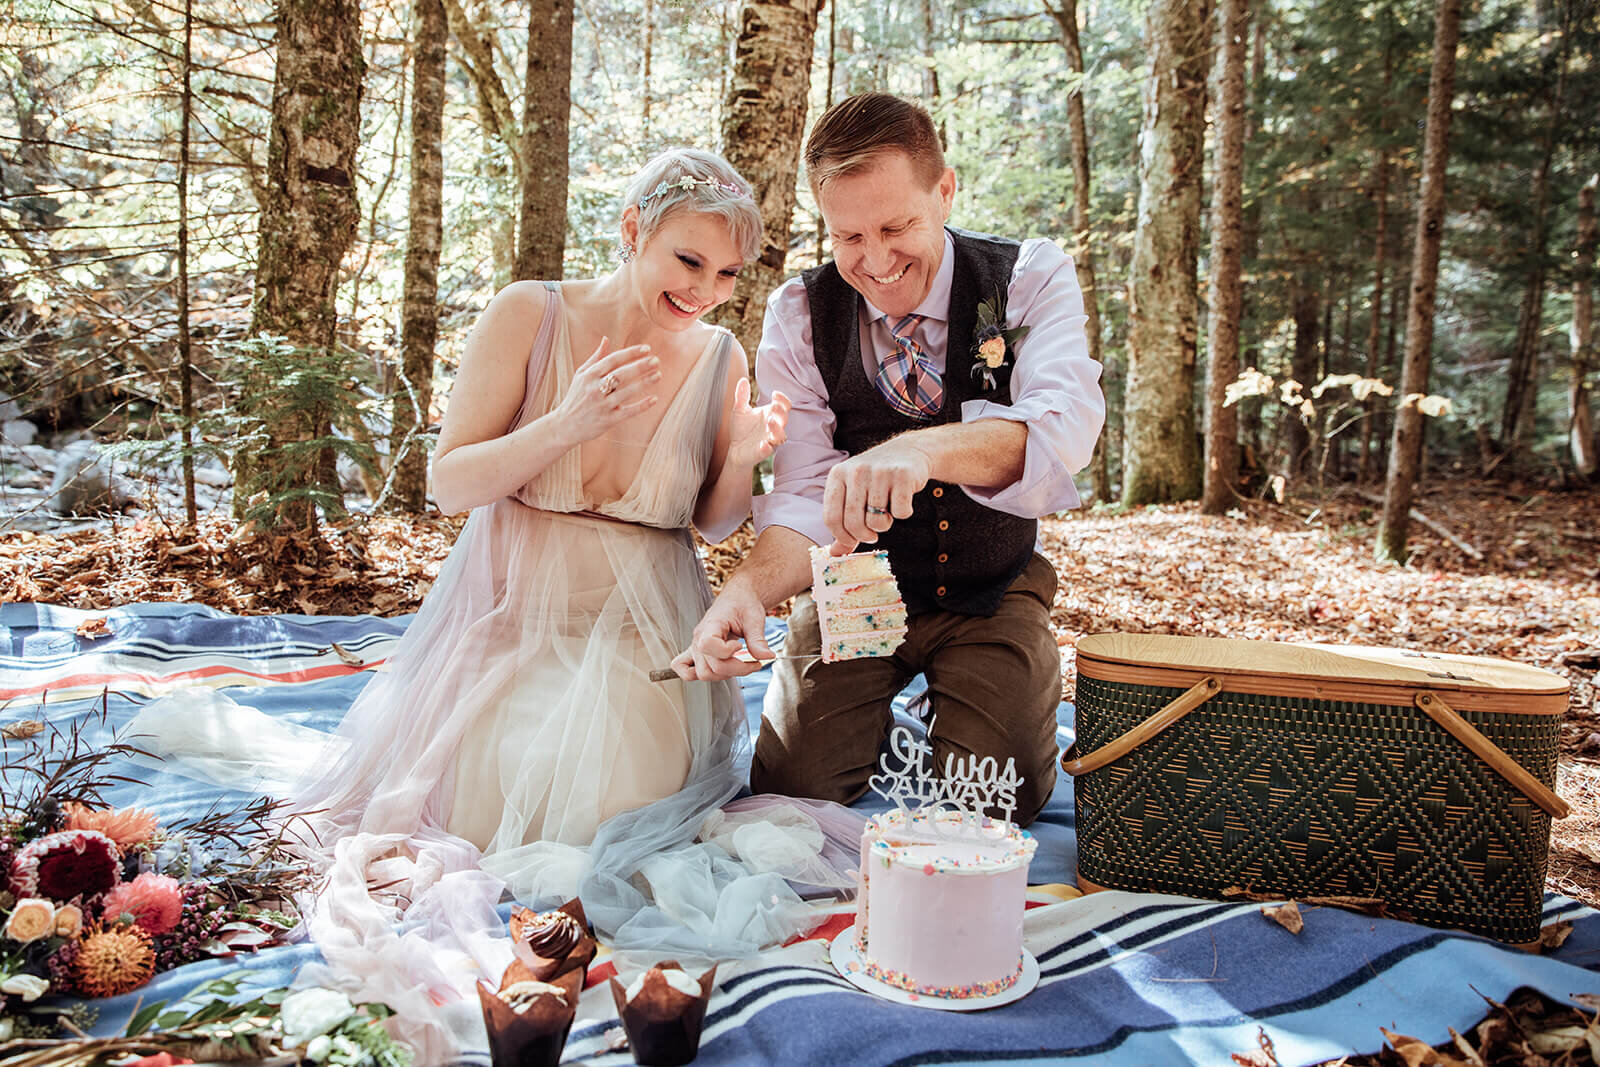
{"left": 506, "top": 283, "right": 565, "bottom": 433}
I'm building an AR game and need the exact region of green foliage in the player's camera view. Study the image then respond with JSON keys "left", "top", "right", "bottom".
{"left": 221, "top": 335, "right": 377, "bottom": 532}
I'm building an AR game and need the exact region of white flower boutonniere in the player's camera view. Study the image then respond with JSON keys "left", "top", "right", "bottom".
{"left": 970, "top": 291, "right": 1030, "bottom": 390}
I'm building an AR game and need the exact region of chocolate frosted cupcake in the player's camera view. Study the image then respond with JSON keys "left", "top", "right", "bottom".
{"left": 609, "top": 961, "right": 718, "bottom": 1066}
{"left": 509, "top": 898, "right": 597, "bottom": 983}
{"left": 477, "top": 977, "right": 576, "bottom": 1067}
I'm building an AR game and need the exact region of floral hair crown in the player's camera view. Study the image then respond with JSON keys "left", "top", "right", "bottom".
{"left": 638, "top": 174, "right": 750, "bottom": 209}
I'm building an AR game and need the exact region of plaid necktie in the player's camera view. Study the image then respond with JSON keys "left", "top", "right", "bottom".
{"left": 875, "top": 313, "right": 943, "bottom": 420}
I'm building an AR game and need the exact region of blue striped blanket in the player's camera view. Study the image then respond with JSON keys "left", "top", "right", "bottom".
{"left": 5, "top": 601, "right": 1598, "bottom": 1066}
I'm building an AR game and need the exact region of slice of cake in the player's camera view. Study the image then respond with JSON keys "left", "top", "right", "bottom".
{"left": 854, "top": 808, "right": 1037, "bottom": 999}
{"left": 810, "top": 546, "right": 909, "bottom": 663}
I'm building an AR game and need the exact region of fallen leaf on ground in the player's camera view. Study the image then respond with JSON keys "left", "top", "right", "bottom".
{"left": 1537, "top": 921, "right": 1573, "bottom": 950}
{"left": 1261, "top": 901, "right": 1304, "bottom": 934}
{"left": 325, "top": 641, "right": 364, "bottom": 667}
{"left": 75, "top": 615, "right": 112, "bottom": 639}
{"left": 1382, "top": 1027, "right": 1467, "bottom": 1067}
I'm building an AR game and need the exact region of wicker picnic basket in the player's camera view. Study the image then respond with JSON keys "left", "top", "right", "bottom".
{"left": 1063, "top": 634, "right": 1570, "bottom": 946}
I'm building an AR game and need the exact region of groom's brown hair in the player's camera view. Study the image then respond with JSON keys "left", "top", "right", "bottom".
{"left": 804, "top": 93, "right": 946, "bottom": 193}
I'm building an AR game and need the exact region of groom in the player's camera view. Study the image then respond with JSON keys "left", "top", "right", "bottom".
{"left": 671, "top": 93, "right": 1104, "bottom": 825}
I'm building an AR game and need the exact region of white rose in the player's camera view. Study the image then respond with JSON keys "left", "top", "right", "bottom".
{"left": 0, "top": 1016, "right": 14, "bottom": 1041}
{"left": 279, "top": 987, "right": 357, "bottom": 1047}
{"left": 1, "top": 973, "right": 51, "bottom": 1002}
{"left": 305, "top": 1035, "right": 333, "bottom": 1062}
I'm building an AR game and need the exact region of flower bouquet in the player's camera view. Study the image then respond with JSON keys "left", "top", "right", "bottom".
{"left": 1, "top": 713, "right": 314, "bottom": 1042}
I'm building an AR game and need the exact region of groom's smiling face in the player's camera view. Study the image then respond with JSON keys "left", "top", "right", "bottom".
{"left": 818, "top": 150, "right": 956, "bottom": 319}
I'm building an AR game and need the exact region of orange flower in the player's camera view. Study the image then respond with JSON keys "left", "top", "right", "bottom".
{"left": 101, "top": 873, "right": 183, "bottom": 936}
{"left": 63, "top": 803, "right": 160, "bottom": 851}
{"left": 73, "top": 921, "right": 156, "bottom": 998}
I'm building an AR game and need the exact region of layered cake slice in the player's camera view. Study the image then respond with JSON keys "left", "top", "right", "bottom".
{"left": 810, "top": 546, "right": 909, "bottom": 663}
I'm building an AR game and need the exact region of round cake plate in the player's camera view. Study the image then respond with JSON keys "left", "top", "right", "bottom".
{"left": 828, "top": 924, "right": 1039, "bottom": 1012}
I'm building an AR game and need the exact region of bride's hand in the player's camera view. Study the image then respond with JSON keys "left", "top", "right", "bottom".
{"left": 725, "top": 378, "right": 790, "bottom": 469}
{"left": 552, "top": 336, "right": 661, "bottom": 444}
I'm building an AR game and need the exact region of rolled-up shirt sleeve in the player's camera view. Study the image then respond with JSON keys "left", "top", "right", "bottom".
{"left": 751, "top": 279, "right": 835, "bottom": 547}
{"left": 960, "top": 238, "right": 1105, "bottom": 517}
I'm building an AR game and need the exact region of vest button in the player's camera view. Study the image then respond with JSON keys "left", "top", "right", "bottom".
{"left": 936, "top": 585, "right": 947, "bottom": 597}
{"left": 932, "top": 487, "right": 944, "bottom": 498}
{"left": 938, "top": 520, "right": 949, "bottom": 531}
{"left": 937, "top": 553, "right": 949, "bottom": 564}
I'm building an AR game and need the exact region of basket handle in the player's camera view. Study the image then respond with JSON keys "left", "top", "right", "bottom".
{"left": 1061, "top": 675, "right": 1221, "bottom": 776}
{"left": 1413, "top": 691, "right": 1569, "bottom": 819}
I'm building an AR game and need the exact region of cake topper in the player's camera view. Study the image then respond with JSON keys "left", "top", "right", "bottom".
{"left": 867, "top": 726, "right": 1023, "bottom": 829}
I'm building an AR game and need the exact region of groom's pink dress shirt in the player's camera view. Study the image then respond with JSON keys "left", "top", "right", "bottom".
{"left": 752, "top": 232, "right": 1107, "bottom": 549}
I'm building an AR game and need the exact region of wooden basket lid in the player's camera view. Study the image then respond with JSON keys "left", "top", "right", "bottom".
{"left": 1076, "top": 633, "right": 1568, "bottom": 696}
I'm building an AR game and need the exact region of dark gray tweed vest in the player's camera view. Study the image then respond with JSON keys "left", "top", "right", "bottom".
{"left": 801, "top": 227, "right": 1034, "bottom": 617}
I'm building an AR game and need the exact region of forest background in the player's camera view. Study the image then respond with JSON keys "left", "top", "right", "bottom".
{"left": 0, "top": 0, "right": 1595, "bottom": 545}
{"left": 4, "top": 0, "right": 1600, "bottom": 1048}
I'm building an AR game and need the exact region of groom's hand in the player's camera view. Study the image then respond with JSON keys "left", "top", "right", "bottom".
{"left": 822, "top": 436, "right": 933, "bottom": 553}
{"left": 671, "top": 582, "right": 773, "bottom": 681}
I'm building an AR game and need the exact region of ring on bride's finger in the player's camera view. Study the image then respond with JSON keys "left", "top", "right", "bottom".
{"left": 866, "top": 505, "right": 888, "bottom": 516}
{"left": 600, "top": 373, "right": 619, "bottom": 396}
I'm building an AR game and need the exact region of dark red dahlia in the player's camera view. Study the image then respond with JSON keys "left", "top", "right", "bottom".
{"left": 10, "top": 829, "right": 121, "bottom": 902}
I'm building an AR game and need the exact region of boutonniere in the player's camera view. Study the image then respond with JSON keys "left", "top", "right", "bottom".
{"left": 970, "top": 291, "right": 1030, "bottom": 390}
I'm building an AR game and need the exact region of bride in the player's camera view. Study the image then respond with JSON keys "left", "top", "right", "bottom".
{"left": 133, "top": 148, "right": 862, "bottom": 1060}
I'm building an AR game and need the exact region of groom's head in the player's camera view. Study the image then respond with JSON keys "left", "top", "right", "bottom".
{"left": 805, "top": 94, "right": 956, "bottom": 319}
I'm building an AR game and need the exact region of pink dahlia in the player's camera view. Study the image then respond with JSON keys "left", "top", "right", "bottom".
{"left": 101, "top": 872, "right": 184, "bottom": 936}
{"left": 9, "top": 830, "right": 121, "bottom": 902}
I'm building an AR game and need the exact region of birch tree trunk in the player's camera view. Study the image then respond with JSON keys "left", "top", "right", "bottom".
{"left": 1202, "top": 0, "right": 1249, "bottom": 515}
{"left": 389, "top": 0, "right": 446, "bottom": 513}
{"left": 516, "top": 0, "right": 572, "bottom": 281}
{"left": 716, "top": 0, "right": 820, "bottom": 365}
{"left": 1048, "top": 0, "right": 1111, "bottom": 503}
{"left": 1571, "top": 176, "right": 1597, "bottom": 479}
{"left": 1377, "top": 0, "right": 1462, "bottom": 563}
{"left": 1122, "top": 0, "right": 1211, "bottom": 506}
{"left": 248, "top": 0, "right": 363, "bottom": 532}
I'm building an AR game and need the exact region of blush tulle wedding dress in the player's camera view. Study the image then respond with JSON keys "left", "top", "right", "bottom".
{"left": 130, "top": 283, "right": 863, "bottom": 1060}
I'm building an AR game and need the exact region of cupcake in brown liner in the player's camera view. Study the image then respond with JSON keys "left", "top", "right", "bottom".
{"left": 608, "top": 960, "right": 718, "bottom": 1066}
{"left": 477, "top": 975, "right": 577, "bottom": 1067}
{"left": 509, "top": 897, "right": 598, "bottom": 983}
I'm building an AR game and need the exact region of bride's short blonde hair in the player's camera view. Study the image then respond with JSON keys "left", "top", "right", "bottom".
{"left": 624, "top": 149, "right": 762, "bottom": 262}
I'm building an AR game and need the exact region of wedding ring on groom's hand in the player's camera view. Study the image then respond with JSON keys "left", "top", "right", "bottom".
{"left": 600, "top": 373, "right": 619, "bottom": 396}
{"left": 866, "top": 505, "right": 888, "bottom": 516}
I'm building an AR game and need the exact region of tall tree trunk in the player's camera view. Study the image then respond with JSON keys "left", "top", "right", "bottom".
{"left": 1360, "top": 146, "right": 1390, "bottom": 481}
{"left": 1048, "top": 0, "right": 1111, "bottom": 504}
{"left": 1237, "top": 4, "right": 1268, "bottom": 484}
{"left": 1377, "top": 0, "right": 1462, "bottom": 563}
{"left": 1122, "top": 0, "right": 1211, "bottom": 506}
{"left": 449, "top": 0, "right": 517, "bottom": 285}
{"left": 248, "top": 0, "right": 363, "bottom": 533}
{"left": 516, "top": 0, "right": 572, "bottom": 281}
{"left": 1571, "top": 176, "right": 1597, "bottom": 478}
{"left": 919, "top": 0, "right": 942, "bottom": 134}
{"left": 642, "top": 0, "right": 655, "bottom": 130}
{"left": 1498, "top": 4, "right": 1570, "bottom": 461}
{"left": 1285, "top": 274, "right": 1319, "bottom": 482}
{"left": 389, "top": 0, "right": 446, "bottom": 514}
{"left": 1202, "top": 0, "right": 1249, "bottom": 515}
{"left": 716, "top": 0, "right": 821, "bottom": 364}
{"left": 177, "top": 0, "right": 197, "bottom": 527}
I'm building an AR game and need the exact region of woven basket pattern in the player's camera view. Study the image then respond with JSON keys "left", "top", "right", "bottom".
{"left": 1073, "top": 674, "right": 1561, "bottom": 944}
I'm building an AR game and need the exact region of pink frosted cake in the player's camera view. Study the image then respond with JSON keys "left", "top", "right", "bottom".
{"left": 809, "top": 546, "right": 908, "bottom": 663}
{"left": 853, "top": 808, "right": 1037, "bottom": 999}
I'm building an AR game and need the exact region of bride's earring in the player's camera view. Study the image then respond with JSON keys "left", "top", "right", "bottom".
{"left": 618, "top": 242, "right": 636, "bottom": 264}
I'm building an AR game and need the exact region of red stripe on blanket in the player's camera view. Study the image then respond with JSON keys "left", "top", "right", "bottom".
{"left": 0, "top": 659, "right": 383, "bottom": 701}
